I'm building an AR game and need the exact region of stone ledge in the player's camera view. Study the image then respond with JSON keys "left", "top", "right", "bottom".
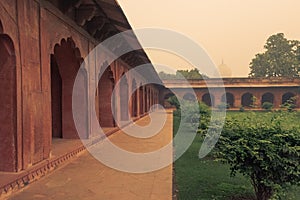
{"left": 0, "top": 145, "right": 86, "bottom": 200}
{"left": 0, "top": 114, "right": 149, "bottom": 199}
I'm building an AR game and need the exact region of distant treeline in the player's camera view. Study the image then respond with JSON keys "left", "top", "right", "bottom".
{"left": 159, "top": 68, "right": 209, "bottom": 80}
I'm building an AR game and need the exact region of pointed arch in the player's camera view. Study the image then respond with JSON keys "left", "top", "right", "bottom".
{"left": 183, "top": 93, "right": 196, "bottom": 101}
{"left": 51, "top": 37, "right": 88, "bottom": 139}
{"left": 131, "top": 79, "right": 138, "bottom": 117}
{"left": 202, "top": 93, "right": 214, "bottom": 107}
{"left": 282, "top": 92, "right": 295, "bottom": 104}
{"left": 0, "top": 20, "right": 3, "bottom": 33}
{"left": 120, "top": 73, "right": 129, "bottom": 121}
{"left": 98, "top": 65, "right": 115, "bottom": 127}
{"left": 139, "top": 83, "right": 144, "bottom": 115}
{"left": 221, "top": 92, "right": 234, "bottom": 108}
{"left": 241, "top": 92, "right": 253, "bottom": 107}
{"left": 261, "top": 92, "right": 274, "bottom": 104}
{"left": 0, "top": 29, "right": 17, "bottom": 172}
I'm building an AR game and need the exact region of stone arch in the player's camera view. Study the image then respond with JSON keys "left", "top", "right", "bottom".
{"left": 148, "top": 88, "right": 152, "bottom": 110}
{"left": 120, "top": 73, "right": 129, "bottom": 121}
{"left": 202, "top": 93, "right": 214, "bottom": 107}
{"left": 221, "top": 92, "right": 234, "bottom": 108}
{"left": 282, "top": 92, "right": 295, "bottom": 104}
{"left": 98, "top": 65, "right": 115, "bottom": 127}
{"left": 151, "top": 88, "right": 154, "bottom": 109}
{"left": 51, "top": 54, "right": 62, "bottom": 138}
{"left": 131, "top": 79, "right": 138, "bottom": 117}
{"left": 183, "top": 93, "right": 196, "bottom": 101}
{"left": 241, "top": 92, "right": 253, "bottom": 107}
{"left": 261, "top": 92, "right": 274, "bottom": 104}
{"left": 0, "top": 30, "right": 17, "bottom": 172}
{"left": 148, "top": 87, "right": 152, "bottom": 111}
{"left": 0, "top": 20, "right": 3, "bottom": 33}
{"left": 51, "top": 37, "right": 88, "bottom": 139}
{"left": 145, "top": 87, "right": 149, "bottom": 112}
{"left": 139, "top": 83, "right": 144, "bottom": 115}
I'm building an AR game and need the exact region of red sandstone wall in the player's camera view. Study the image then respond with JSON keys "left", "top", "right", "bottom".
{"left": 0, "top": 0, "right": 24, "bottom": 172}
{"left": 162, "top": 87, "right": 300, "bottom": 109}
{"left": 0, "top": 0, "right": 161, "bottom": 172}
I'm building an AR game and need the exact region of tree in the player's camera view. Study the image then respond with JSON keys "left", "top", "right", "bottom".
{"left": 261, "top": 102, "right": 273, "bottom": 111}
{"left": 158, "top": 71, "right": 177, "bottom": 79}
{"left": 215, "top": 113, "right": 300, "bottom": 200}
{"left": 176, "top": 68, "right": 209, "bottom": 79}
{"left": 249, "top": 33, "right": 300, "bottom": 77}
{"left": 159, "top": 68, "right": 209, "bottom": 80}
{"left": 280, "top": 96, "right": 297, "bottom": 112}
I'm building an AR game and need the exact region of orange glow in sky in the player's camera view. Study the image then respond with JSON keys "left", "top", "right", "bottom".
{"left": 117, "top": 0, "right": 300, "bottom": 77}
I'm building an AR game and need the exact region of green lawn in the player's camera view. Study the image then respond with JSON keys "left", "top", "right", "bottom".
{"left": 174, "top": 111, "right": 300, "bottom": 200}
{"left": 225, "top": 110, "right": 300, "bottom": 128}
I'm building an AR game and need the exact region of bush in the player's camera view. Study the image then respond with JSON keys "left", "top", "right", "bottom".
{"left": 280, "top": 97, "right": 297, "bottom": 112}
{"left": 167, "top": 95, "right": 180, "bottom": 109}
{"left": 239, "top": 106, "right": 245, "bottom": 112}
{"left": 215, "top": 113, "right": 300, "bottom": 200}
{"left": 198, "top": 101, "right": 211, "bottom": 130}
{"left": 180, "top": 100, "right": 201, "bottom": 124}
{"left": 218, "top": 103, "right": 229, "bottom": 110}
{"left": 172, "top": 100, "right": 211, "bottom": 130}
{"left": 262, "top": 102, "right": 273, "bottom": 111}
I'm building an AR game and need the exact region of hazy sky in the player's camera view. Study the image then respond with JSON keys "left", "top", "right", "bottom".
{"left": 117, "top": 0, "right": 300, "bottom": 77}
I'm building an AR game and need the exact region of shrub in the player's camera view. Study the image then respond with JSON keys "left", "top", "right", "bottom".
{"left": 167, "top": 95, "right": 180, "bottom": 109}
{"left": 280, "top": 96, "right": 297, "bottom": 112}
{"left": 215, "top": 113, "right": 300, "bottom": 200}
{"left": 180, "top": 100, "right": 200, "bottom": 124}
{"left": 251, "top": 96, "right": 258, "bottom": 108}
{"left": 198, "top": 101, "right": 211, "bottom": 130}
{"left": 239, "top": 106, "right": 245, "bottom": 112}
{"left": 172, "top": 100, "right": 211, "bottom": 130}
{"left": 218, "top": 103, "right": 229, "bottom": 110}
{"left": 262, "top": 102, "right": 273, "bottom": 111}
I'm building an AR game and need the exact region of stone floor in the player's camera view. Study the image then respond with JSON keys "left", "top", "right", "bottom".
{"left": 8, "top": 111, "right": 173, "bottom": 200}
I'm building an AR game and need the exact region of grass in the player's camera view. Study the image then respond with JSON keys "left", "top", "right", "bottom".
{"left": 174, "top": 111, "right": 300, "bottom": 200}
{"left": 225, "top": 110, "right": 300, "bottom": 128}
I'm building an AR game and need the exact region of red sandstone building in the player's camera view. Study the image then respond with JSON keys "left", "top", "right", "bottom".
{"left": 0, "top": 0, "right": 161, "bottom": 195}
{"left": 162, "top": 78, "right": 300, "bottom": 109}
{"left": 1, "top": 0, "right": 300, "bottom": 198}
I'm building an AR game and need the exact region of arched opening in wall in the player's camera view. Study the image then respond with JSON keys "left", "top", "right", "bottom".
{"left": 183, "top": 93, "right": 196, "bottom": 101}
{"left": 0, "top": 20, "right": 3, "bottom": 33}
{"left": 261, "top": 92, "right": 274, "bottom": 104}
{"left": 144, "top": 87, "right": 148, "bottom": 112}
{"left": 51, "top": 38, "right": 88, "bottom": 139}
{"left": 148, "top": 88, "right": 152, "bottom": 111}
{"left": 221, "top": 93, "right": 234, "bottom": 108}
{"left": 241, "top": 93, "right": 253, "bottom": 107}
{"left": 282, "top": 92, "right": 295, "bottom": 105}
{"left": 150, "top": 90, "right": 153, "bottom": 109}
{"left": 0, "top": 32, "right": 17, "bottom": 172}
{"left": 131, "top": 79, "right": 138, "bottom": 118}
{"left": 145, "top": 87, "right": 150, "bottom": 112}
{"left": 202, "top": 93, "right": 214, "bottom": 107}
{"left": 98, "top": 66, "right": 115, "bottom": 127}
{"left": 120, "top": 73, "right": 129, "bottom": 121}
{"left": 150, "top": 88, "right": 154, "bottom": 109}
{"left": 51, "top": 55, "right": 62, "bottom": 138}
{"left": 75, "top": 67, "right": 89, "bottom": 138}
{"left": 139, "top": 84, "right": 143, "bottom": 115}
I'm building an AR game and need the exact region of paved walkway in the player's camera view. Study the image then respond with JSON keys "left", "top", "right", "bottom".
{"left": 9, "top": 111, "right": 173, "bottom": 200}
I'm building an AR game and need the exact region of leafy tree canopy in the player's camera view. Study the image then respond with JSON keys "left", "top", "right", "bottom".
{"left": 249, "top": 33, "right": 300, "bottom": 78}
{"left": 159, "top": 68, "right": 209, "bottom": 80}
{"left": 215, "top": 113, "right": 300, "bottom": 200}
